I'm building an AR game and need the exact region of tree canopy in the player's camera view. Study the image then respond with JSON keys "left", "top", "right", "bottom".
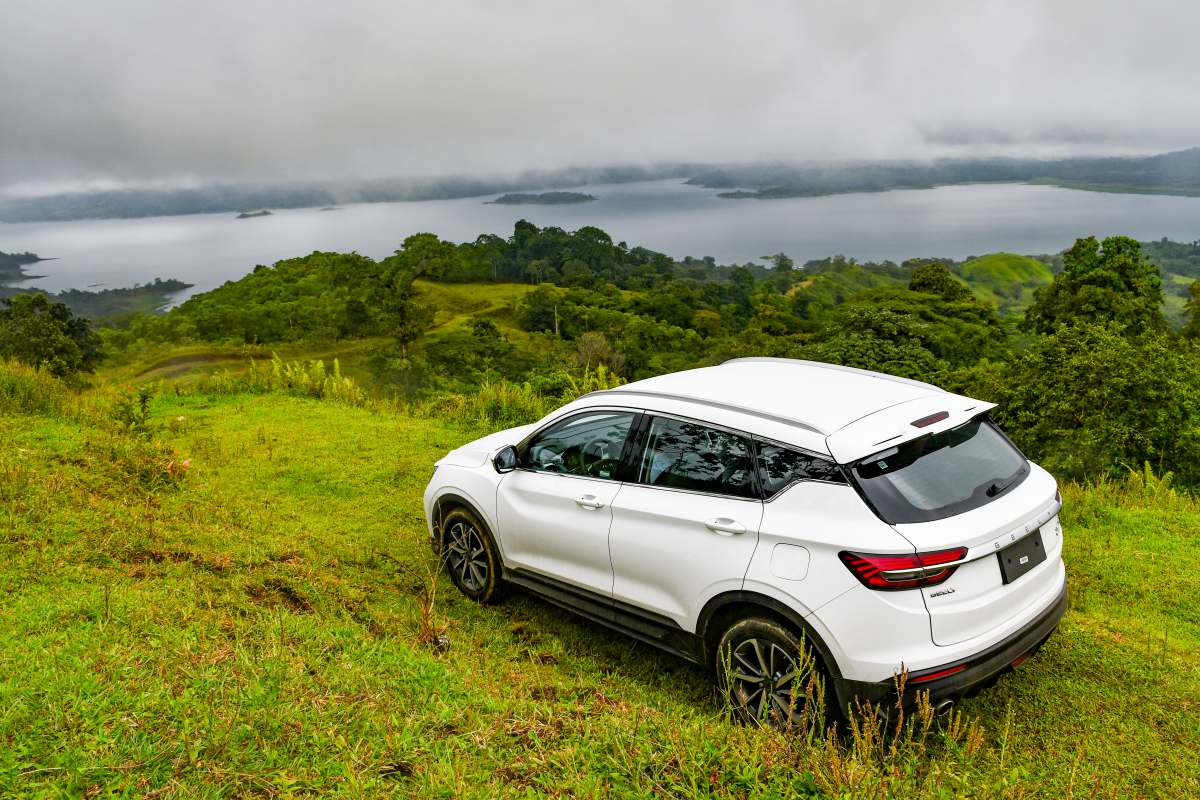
{"left": 1024, "top": 236, "right": 1164, "bottom": 334}
{"left": 0, "top": 293, "right": 104, "bottom": 378}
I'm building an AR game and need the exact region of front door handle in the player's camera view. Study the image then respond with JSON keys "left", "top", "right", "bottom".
{"left": 705, "top": 517, "right": 746, "bottom": 536}
{"left": 574, "top": 494, "right": 605, "bottom": 510}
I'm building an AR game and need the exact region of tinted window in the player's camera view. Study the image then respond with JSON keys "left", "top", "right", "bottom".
{"left": 851, "top": 417, "right": 1029, "bottom": 524}
{"left": 523, "top": 411, "right": 635, "bottom": 480}
{"left": 757, "top": 443, "right": 845, "bottom": 498}
{"left": 636, "top": 417, "right": 755, "bottom": 498}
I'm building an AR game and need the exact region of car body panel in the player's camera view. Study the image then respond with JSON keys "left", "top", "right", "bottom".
{"left": 893, "top": 463, "right": 1061, "bottom": 646}
{"left": 609, "top": 485, "right": 763, "bottom": 627}
{"left": 495, "top": 470, "right": 622, "bottom": 597}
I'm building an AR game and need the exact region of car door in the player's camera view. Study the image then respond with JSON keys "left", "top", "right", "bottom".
{"left": 496, "top": 409, "right": 638, "bottom": 597}
{"left": 608, "top": 414, "right": 764, "bottom": 626}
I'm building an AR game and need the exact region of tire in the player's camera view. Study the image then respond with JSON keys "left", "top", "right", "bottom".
{"left": 715, "top": 617, "right": 830, "bottom": 731}
{"left": 440, "top": 506, "right": 506, "bottom": 604}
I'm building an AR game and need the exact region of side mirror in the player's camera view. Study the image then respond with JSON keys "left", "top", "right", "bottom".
{"left": 493, "top": 445, "right": 518, "bottom": 473}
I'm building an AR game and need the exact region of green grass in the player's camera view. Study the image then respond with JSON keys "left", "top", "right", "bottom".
{"left": 1, "top": 368, "right": 1197, "bottom": 797}
{"left": 959, "top": 254, "right": 1054, "bottom": 314}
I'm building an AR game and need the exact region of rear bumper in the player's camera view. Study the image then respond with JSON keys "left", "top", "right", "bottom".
{"left": 836, "top": 580, "right": 1067, "bottom": 711}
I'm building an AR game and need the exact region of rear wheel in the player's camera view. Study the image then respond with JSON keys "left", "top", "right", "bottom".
{"left": 441, "top": 507, "right": 505, "bottom": 603}
{"left": 716, "top": 618, "right": 828, "bottom": 731}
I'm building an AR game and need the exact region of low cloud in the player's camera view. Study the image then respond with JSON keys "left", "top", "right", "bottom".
{"left": 2, "top": 0, "right": 1197, "bottom": 192}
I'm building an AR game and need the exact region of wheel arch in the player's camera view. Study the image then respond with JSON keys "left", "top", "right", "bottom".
{"left": 697, "top": 591, "right": 843, "bottom": 680}
{"left": 431, "top": 491, "right": 493, "bottom": 552}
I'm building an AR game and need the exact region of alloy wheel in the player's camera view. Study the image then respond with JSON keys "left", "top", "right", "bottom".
{"left": 446, "top": 520, "right": 488, "bottom": 592}
{"left": 728, "top": 637, "right": 805, "bottom": 728}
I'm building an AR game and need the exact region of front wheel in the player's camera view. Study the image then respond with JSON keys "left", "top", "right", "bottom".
{"left": 441, "top": 507, "right": 505, "bottom": 603}
{"left": 715, "top": 618, "right": 828, "bottom": 731}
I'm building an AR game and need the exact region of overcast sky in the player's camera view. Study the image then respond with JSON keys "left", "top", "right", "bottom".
{"left": 2, "top": 0, "right": 1197, "bottom": 194}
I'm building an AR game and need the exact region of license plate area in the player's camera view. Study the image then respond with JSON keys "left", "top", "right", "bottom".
{"left": 997, "top": 530, "right": 1047, "bottom": 584}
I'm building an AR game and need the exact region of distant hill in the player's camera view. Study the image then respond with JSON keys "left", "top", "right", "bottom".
{"left": 0, "top": 164, "right": 693, "bottom": 222}
{"left": 5, "top": 149, "right": 1200, "bottom": 222}
{"left": 957, "top": 253, "right": 1055, "bottom": 313}
{"left": 0, "top": 277, "right": 193, "bottom": 319}
{"left": 487, "top": 192, "right": 595, "bottom": 205}
{"left": 692, "top": 148, "right": 1200, "bottom": 200}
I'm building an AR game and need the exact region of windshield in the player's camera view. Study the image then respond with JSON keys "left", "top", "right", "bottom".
{"left": 851, "top": 417, "right": 1029, "bottom": 524}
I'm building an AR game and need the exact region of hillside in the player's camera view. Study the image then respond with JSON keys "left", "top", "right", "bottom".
{"left": 0, "top": 362, "right": 1196, "bottom": 797}
{"left": 692, "top": 148, "right": 1200, "bottom": 200}
{"left": 958, "top": 253, "right": 1055, "bottom": 314}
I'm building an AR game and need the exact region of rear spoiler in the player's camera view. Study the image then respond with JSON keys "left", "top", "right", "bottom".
{"left": 825, "top": 395, "right": 996, "bottom": 464}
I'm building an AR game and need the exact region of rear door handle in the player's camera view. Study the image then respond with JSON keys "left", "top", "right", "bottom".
{"left": 574, "top": 494, "right": 605, "bottom": 510}
{"left": 705, "top": 517, "right": 746, "bottom": 536}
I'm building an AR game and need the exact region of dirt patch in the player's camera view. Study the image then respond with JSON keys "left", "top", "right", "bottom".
{"left": 247, "top": 577, "right": 315, "bottom": 613}
{"left": 134, "top": 352, "right": 236, "bottom": 379}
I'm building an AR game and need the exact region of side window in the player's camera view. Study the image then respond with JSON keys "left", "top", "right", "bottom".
{"left": 756, "top": 441, "right": 845, "bottom": 499}
{"left": 636, "top": 416, "right": 756, "bottom": 499}
{"left": 522, "top": 410, "right": 635, "bottom": 480}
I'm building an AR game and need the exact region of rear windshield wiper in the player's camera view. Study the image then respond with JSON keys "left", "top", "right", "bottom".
{"left": 985, "top": 474, "right": 1020, "bottom": 498}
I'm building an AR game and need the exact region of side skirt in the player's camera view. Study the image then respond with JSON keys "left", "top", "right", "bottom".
{"left": 505, "top": 568, "right": 705, "bottom": 664}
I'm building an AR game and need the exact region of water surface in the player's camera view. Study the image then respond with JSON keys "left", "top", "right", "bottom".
{"left": 2, "top": 180, "right": 1198, "bottom": 303}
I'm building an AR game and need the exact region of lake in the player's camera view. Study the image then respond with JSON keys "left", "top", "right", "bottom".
{"left": 2, "top": 180, "right": 1198, "bottom": 303}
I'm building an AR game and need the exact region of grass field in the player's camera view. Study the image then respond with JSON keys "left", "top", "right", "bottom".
{"left": 1, "top": 363, "right": 1197, "bottom": 798}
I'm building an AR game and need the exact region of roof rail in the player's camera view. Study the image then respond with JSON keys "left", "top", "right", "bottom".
{"left": 584, "top": 387, "right": 826, "bottom": 435}
{"left": 720, "top": 357, "right": 945, "bottom": 393}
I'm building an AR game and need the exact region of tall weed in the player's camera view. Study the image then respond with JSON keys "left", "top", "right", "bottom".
{"left": 411, "top": 365, "right": 625, "bottom": 429}
{"left": 0, "top": 360, "right": 68, "bottom": 417}
{"left": 197, "top": 356, "right": 368, "bottom": 406}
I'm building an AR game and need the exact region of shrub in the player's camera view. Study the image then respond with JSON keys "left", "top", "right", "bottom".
{"left": 0, "top": 293, "right": 104, "bottom": 379}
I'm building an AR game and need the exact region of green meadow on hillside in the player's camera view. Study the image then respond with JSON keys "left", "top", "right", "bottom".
{"left": 1, "top": 360, "right": 1197, "bottom": 798}
{"left": 958, "top": 254, "right": 1054, "bottom": 315}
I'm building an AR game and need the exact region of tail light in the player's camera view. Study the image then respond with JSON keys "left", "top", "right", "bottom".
{"left": 838, "top": 547, "right": 968, "bottom": 591}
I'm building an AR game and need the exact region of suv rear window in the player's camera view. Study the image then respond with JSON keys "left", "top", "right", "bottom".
{"left": 851, "top": 417, "right": 1029, "bottom": 524}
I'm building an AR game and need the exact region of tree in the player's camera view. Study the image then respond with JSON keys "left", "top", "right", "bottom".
{"left": 386, "top": 233, "right": 466, "bottom": 280}
{"left": 960, "top": 324, "right": 1200, "bottom": 485}
{"left": 0, "top": 293, "right": 104, "bottom": 378}
{"left": 909, "top": 262, "right": 973, "bottom": 302}
{"left": 762, "top": 252, "right": 795, "bottom": 271}
{"left": 373, "top": 262, "right": 431, "bottom": 356}
{"left": 1024, "top": 236, "right": 1164, "bottom": 334}
{"left": 1182, "top": 280, "right": 1200, "bottom": 339}
{"left": 810, "top": 305, "right": 945, "bottom": 380}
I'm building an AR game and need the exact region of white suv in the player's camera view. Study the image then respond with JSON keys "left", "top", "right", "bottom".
{"left": 423, "top": 358, "right": 1067, "bottom": 726}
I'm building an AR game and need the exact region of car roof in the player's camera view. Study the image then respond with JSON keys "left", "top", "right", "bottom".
{"left": 580, "top": 358, "right": 959, "bottom": 458}
{"left": 593, "top": 358, "right": 944, "bottom": 434}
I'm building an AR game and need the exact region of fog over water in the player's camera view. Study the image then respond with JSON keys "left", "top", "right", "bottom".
{"left": 3, "top": 181, "right": 1199, "bottom": 302}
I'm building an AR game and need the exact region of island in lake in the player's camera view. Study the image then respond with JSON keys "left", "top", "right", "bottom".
{"left": 0, "top": 250, "right": 51, "bottom": 284}
{"left": 487, "top": 191, "right": 596, "bottom": 205}
{"left": 236, "top": 209, "right": 273, "bottom": 219}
